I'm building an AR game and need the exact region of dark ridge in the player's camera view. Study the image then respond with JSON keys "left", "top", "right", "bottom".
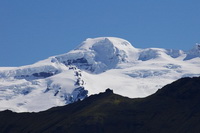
{"left": 155, "top": 76, "right": 200, "bottom": 99}
{"left": 32, "top": 72, "right": 54, "bottom": 78}
{"left": 15, "top": 72, "right": 56, "bottom": 80}
{"left": 0, "top": 77, "right": 200, "bottom": 133}
{"left": 60, "top": 58, "right": 89, "bottom": 67}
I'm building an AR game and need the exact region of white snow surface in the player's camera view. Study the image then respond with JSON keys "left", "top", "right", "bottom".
{"left": 0, "top": 37, "right": 200, "bottom": 112}
{"left": 55, "top": 37, "right": 139, "bottom": 73}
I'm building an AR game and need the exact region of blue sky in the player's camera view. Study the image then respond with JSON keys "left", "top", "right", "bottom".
{"left": 1, "top": 0, "right": 200, "bottom": 66}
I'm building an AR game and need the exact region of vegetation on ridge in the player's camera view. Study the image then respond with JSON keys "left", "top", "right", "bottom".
{"left": 0, "top": 77, "right": 200, "bottom": 133}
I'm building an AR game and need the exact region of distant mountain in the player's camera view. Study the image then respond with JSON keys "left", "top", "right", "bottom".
{"left": 0, "top": 37, "right": 200, "bottom": 112}
{"left": 0, "top": 76, "right": 200, "bottom": 133}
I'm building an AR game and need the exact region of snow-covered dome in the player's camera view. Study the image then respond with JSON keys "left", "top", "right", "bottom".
{"left": 76, "top": 37, "right": 136, "bottom": 52}
{"left": 54, "top": 37, "right": 139, "bottom": 73}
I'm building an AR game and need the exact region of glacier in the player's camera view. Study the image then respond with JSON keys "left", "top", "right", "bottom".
{"left": 0, "top": 37, "right": 200, "bottom": 112}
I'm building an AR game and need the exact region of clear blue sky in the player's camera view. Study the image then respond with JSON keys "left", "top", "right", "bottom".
{"left": 1, "top": 0, "right": 200, "bottom": 66}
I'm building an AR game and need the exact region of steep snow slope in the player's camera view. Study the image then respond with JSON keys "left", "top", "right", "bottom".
{"left": 0, "top": 37, "right": 200, "bottom": 112}
{"left": 0, "top": 59, "right": 87, "bottom": 112}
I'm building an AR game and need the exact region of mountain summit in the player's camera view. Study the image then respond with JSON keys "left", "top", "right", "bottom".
{"left": 54, "top": 37, "right": 139, "bottom": 73}
{"left": 0, "top": 37, "right": 199, "bottom": 112}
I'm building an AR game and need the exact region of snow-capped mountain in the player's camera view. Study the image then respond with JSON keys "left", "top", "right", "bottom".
{"left": 55, "top": 37, "right": 139, "bottom": 73}
{"left": 0, "top": 37, "right": 200, "bottom": 112}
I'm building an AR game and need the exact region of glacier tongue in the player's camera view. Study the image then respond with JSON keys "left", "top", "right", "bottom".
{"left": 0, "top": 37, "right": 200, "bottom": 112}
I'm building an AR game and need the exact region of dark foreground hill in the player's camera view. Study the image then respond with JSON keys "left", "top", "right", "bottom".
{"left": 0, "top": 77, "right": 200, "bottom": 133}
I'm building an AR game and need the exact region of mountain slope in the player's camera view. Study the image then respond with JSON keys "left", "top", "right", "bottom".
{"left": 0, "top": 77, "right": 200, "bottom": 133}
{"left": 0, "top": 37, "right": 200, "bottom": 112}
